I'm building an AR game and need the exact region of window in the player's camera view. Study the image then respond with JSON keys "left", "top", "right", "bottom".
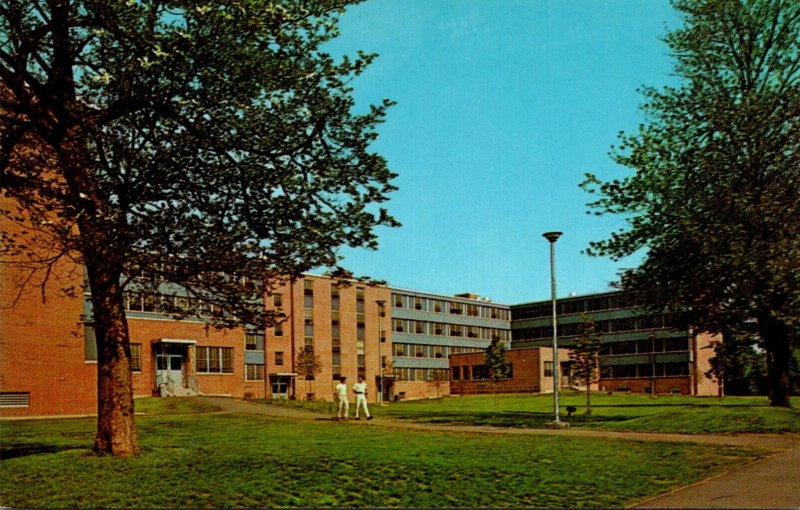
{"left": 246, "top": 364, "right": 264, "bottom": 381}
{"left": 544, "top": 361, "right": 554, "bottom": 377}
{"left": 274, "top": 322, "right": 283, "bottom": 337}
{"left": 275, "top": 351, "right": 284, "bottom": 366}
{"left": 452, "top": 366, "right": 461, "bottom": 380}
{"left": 273, "top": 293, "right": 283, "bottom": 308}
{"left": 471, "top": 365, "right": 489, "bottom": 380}
{"left": 130, "top": 343, "right": 142, "bottom": 371}
{"left": 245, "top": 332, "right": 264, "bottom": 351}
{"left": 196, "top": 347, "right": 234, "bottom": 374}
{"left": 84, "top": 324, "right": 97, "bottom": 362}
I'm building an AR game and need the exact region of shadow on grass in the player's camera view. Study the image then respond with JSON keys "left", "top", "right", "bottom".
{"left": 0, "top": 443, "right": 87, "bottom": 460}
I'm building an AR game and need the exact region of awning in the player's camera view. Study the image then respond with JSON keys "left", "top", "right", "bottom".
{"left": 153, "top": 338, "right": 197, "bottom": 344}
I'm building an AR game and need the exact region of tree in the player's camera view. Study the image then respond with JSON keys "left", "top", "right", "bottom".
{"left": 484, "top": 336, "right": 509, "bottom": 403}
{"left": 569, "top": 314, "right": 602, "bottom": 415}
{"left": 706, "top": 331, "right": 770, "bottom": 396}
{"left": 1, "top": 0, "right": 397, "bottom": 455}
{"left": 581, "top": 0, "right": 800, "bottom": 407}
{"left": 295, "top": 345, "right": 323, "bottom": 401}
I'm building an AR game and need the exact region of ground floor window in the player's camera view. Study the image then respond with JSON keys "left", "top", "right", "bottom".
{"left": 196, "top": 346, "right": 234, "bottom": 373}
{"left": 245, "top": 363, "right": 264, "bottom": 381}
{"left": 130, "top": 343, "right": 142, "bottom": 372}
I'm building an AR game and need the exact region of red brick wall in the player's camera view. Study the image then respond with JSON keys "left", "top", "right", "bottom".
{"left": 0, "top": 200, "right": 96, "bottom": 417}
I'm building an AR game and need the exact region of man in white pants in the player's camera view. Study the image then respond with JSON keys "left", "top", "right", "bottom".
{"left": 352, "top": 376, "right": 372, "bottom": 420}
{"left": 334, "top": 376, "right": 349, "bottom": 420}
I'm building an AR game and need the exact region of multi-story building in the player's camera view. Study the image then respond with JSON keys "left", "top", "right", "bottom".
{"left": 389, "top": 289, "right": 511, "bottom": 399}
{"left": 510, "top": 291, "right": 719, "bottom": 395}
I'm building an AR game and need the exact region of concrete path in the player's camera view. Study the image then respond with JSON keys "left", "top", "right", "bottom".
{"left": 198, "top": 396, "right": 800, "bottom": 509}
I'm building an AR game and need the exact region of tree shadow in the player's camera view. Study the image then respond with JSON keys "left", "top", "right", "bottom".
{"left": 0, "top": 443, "right": 87, "bottom": 460}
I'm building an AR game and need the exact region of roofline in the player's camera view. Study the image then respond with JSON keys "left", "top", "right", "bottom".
{"left": 511, "top": 288, "right": 626, "bottom": 308}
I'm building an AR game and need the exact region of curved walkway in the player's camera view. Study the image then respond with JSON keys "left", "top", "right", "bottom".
{"left": 199, "top": 396, "right": 800, "bottom": 509}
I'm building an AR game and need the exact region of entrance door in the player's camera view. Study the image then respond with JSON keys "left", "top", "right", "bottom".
{"left": 270, "top": 376, "right": 289, "bottom": 399}
{"left": 157, "top": 354, "right": 183, "bottom": 391}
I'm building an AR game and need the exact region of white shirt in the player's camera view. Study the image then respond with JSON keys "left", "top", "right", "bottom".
{"left": 335, "top": 382, "right": 348, "bottom": 399}
{"left": 353, "top": 381, "right": 368, "bottom": 396}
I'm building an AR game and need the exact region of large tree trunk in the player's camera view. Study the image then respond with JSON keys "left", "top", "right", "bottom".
{"left": 59, "top": 126, "right": 138, "bottom": 456}
{"left": 87, "top": 260, "right": 138, "bottom": 456}
{"left": 760, "top": 314, "right": 793, "bottom": 408}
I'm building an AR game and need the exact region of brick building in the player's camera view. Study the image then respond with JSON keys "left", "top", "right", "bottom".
{"left": 449, "top": 347, "right": 571, "bottom": 395}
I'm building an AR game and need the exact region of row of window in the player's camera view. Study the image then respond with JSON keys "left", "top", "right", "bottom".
{"left": 123, "top": 291, "right": 225, "bottom": 317}
{"left": 600, "top": 338, "right": 689, "bottom": 356}
{"left": 513, "top": 293, "right": 642, "bottom": 320}
{"left": 602, "top": 362, "right": 690, "bottom": 379}
{"left": 393, "top": 343, "right": 484, "bottom": 359}
{"left": 393, "top": 294, "right": 510, "bottom": 321}
{"left": 451, "top": 364, "right": 514, "bottom": 381}
{"left": 392, "top": 319, "right": 511, "bottom": 341}
{"left": 196, "top": 346, "right": 234, "bottom": 373}
{"left": 391, "top": 367, "right": 450, "bottom": 382}
{"left": 512, "top": 313, "right": 685, "bottom": 341}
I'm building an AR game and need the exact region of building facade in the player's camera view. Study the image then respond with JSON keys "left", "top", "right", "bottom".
{"left": 449, "top": 347, "right": 570, "bottom": 395}
{"left": 389, "top": 289, "right": 511, "bottom": 399}
{"left": 511, "top": 291, "right": 719, "bottom": 395}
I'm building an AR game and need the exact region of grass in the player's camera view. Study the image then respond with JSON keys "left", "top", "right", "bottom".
{"left": 360, "top": 392, "right": 800, "bottom": 434}
{"left": 0, "top": 398, "right": 762, "bottom": 508}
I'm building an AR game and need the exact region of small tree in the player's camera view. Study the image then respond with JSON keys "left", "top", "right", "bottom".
{"left": 485, "top": 337, "right": 510, "bottom": 404}
{"left": 569, "top": 314, "right": 602, "bottom": 415}
{"left": 295, "top": 346, "right": 322, "bottom": 401}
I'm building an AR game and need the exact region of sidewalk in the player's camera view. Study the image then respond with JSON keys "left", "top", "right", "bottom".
{"left": 199, "top": 396, "right": 800, "bottom": 509}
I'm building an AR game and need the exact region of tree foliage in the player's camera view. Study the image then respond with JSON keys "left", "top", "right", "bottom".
{"left": 1, "top": 0, "right": 397, "bottom": 454}
{"left": 581, "top": 0, "right": 800, "bottom": 406}
{"left": 484, "top": 336, "right": 509, "bottom": 403}
{"left": 296, "top": 345, "right": 323, "bottom": 400}
{"left": 569, "top": 314, "right": 603, "bottom": 414}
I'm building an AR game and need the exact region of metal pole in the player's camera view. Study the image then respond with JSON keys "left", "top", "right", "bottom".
{"left": 376, "top": 300, "right": 386, "bottom": 406}
{"left": 543, "top": 231, "right": 562, "bottom": 424}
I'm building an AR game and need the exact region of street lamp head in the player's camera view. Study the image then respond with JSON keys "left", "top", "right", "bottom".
{"left": 542, "top": 231, "right": 563, "bottom": 243}
{"left": 375, "top": 300, "right": 386, "bottom": 308}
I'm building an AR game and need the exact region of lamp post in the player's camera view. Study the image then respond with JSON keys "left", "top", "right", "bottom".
{"left": 376, "top": 299, "right": 386, "bottom": 406}
{"left": 543, "top": 231, "right": 562, "bottom": 424}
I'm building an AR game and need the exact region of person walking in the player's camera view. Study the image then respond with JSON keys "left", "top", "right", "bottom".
{"left": 353, "top": 375, "right": 373, "bottom": 420}
{"left": 334, "top": 376, "right": 349, "bottom": 420}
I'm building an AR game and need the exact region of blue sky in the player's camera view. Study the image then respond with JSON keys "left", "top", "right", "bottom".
{"left": 326, "top": 0, "right": 681, "bottom": 305}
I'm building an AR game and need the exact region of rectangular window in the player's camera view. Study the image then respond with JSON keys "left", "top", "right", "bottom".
{"left": 130, "top": 343, "right": 142, "bottom": 372}
{"left": 245, "top": 332, "right": 264, "bottom": 351}
{"left": 274, "top": 321, "right": 283, "bottom": 337}
{"left": 394, "top": 294, "right": 403, "bottom": 307}
{"left": 452, "top": 366, "right": 461, "bottom": 380}
{"left": 471, "top": 365, "right": 489, "bottom": 380}
{"left": 84, "top": 324, "right": 97, "bottom": 362}
{"left": 544, "top": 361, "right": 554, "bottom": 378}
{"left": 273, "top": 293, "right": 283, "bottom": 308}
{"left": 196, "top": 347, "right": 234, "bottom": 374}
{"left": 275, "top": 351, "right": 284, "bottom": 366}
{"left": 245, "top": 364, "right": 264, "bottom": 381}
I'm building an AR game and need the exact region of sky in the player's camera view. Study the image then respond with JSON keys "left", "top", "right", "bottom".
{"left": 324, "top": 0, "right": 682, "bottom": 305}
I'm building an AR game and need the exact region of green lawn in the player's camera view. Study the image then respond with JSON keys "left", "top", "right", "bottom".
{"left": 369, "top": 392, "right": 800, "bottom": 434}
{"left": 0, "top": 398, "right": 763, "bottom": 508}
